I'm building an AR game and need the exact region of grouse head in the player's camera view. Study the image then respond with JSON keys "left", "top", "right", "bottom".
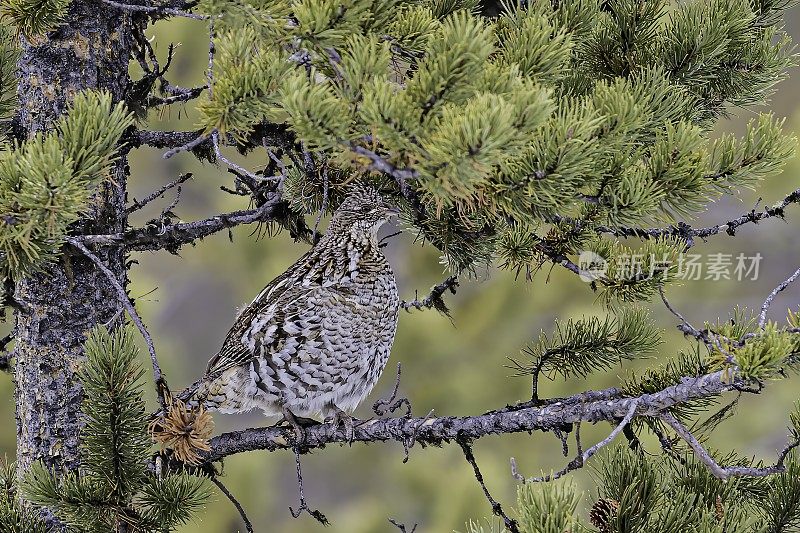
{"left": 327, "top": 185, "right": 399, "bottom": 240}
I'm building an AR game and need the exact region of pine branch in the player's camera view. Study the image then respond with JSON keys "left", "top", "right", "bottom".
{"left": 192, "top": 370, "right": 740, "bottom": 464}
{"left": 78, "top": 197, "right": 283, "bottom": 252}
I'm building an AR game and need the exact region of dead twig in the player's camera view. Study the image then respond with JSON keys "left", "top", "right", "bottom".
{"left": 128, "top": 173, "right": 193, "bottom": 214}
{"left": 511, "top": 400, "right": 639, "bottom": 483}
{"left": 759, "top": 266, "right": 800, "bottom": 328}
{"left": 67, "top": 238, "right": 169, "bottom": 412}
{"left": 388, "top": 518, "right": 418, "bottom": 532}
{"left": 458, "top": 437, "right": 520, "bottom": 533}
{"left": 401, "top": 276, "right": 459, "bottom": 316}
{"left": 661, "top": 412, "right": 800, "bottom": 479}
{"left": 211, "top": 477, "right": 254, "bottom": 533}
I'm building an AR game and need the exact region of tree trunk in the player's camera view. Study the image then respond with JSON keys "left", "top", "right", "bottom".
{"left": 12, "top": 3, "right": 133, "bottom": 526}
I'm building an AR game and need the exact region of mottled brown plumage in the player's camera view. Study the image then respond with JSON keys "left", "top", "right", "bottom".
{"left": 193, "top": 186, "right": 400, "bottom": 434}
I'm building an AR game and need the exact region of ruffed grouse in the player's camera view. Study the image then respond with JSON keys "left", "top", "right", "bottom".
{"left": 191, "top": 186, "right": 400, "bottom": 437}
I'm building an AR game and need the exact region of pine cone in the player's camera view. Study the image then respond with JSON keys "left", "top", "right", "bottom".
{"left": 589, "top": 498, "right": 620, "bottom": 533}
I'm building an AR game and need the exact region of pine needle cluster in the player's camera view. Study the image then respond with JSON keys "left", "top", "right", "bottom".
{"left": 18, "top": 326, "right": 211, "bottom": 532}
{"left": 191, "top": 0, "right": 794, "bottom": 278}
{"left": 517, "top": 307, "right": 661, "bottom": 384}
{"left": 0, "top": 91, "right": 133, "bottom": 280}
{"left": 467, "top": 445, "right": 800, "bottom": 533}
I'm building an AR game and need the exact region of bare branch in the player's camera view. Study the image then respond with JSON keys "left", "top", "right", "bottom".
{"left": 458, "top": 437, "right": 520, "bottom": 533}
{"left": 212, "top": 131, "right": 279, "bottom": 183}
{"left": 163, "top": 132, "right": 211, "bottom": 160}
{"left": 759, "top": 265, "right": 800, "bottom": 328}
{"left": 595, "top": 188, "right": 800, "bottom": 246}
{"left": 78, "top": 198, "right": 283, "bottom": 252}
{"left": 661, "top": 412, "right": 800, "bottom": 479}
{"left": 127, "top": 172, "right": 194, "bottom": 214}
{"left": 511, "top": 400, "right": 639, "bottom": 483}
{"left": 98, "top": 0, "right": 209, "bottom": 20}
{"left": 198, "top": 370, "right": 736, "bottom": 463}
{"left": 211, "top": 477, "right": 254, "bottom": 533}
{"left": 66, "top": 238, "right": 169, "bottom": 411}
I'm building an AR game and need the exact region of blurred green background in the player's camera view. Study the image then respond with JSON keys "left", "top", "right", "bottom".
{"left": 3, "top": 11, "right": 800, "bottom": 533}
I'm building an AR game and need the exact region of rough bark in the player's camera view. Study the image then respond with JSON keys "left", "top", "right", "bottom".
{"left": 12, "top": 3, "right": 134, "bottom": 525}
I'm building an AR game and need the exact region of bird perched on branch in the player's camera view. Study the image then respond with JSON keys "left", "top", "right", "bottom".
{"left": 188, "top": 185, "right": 400, "bottom": 440}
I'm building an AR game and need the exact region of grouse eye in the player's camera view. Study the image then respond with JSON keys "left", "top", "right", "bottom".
{"left": 360, "top": 205, "right": 372, "bottom": 213}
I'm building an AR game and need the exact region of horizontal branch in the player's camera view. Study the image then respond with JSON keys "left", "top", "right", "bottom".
{"left": 199, "top": 370, "right": 737, "bottom": 463}
{"left": 79, "top": 198, "right": 282, "bottom": 252}
{"left": 597, "top": 188, "right": 800, "bottom": 246}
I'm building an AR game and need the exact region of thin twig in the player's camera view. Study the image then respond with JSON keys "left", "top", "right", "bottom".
{"left": 159, "top": 186, "right": 183, "bottom": 219}
{"left": 659, "top": 285, "right": 703, "bottom": 339}
{"left": 212, "top": 131, "right": 277, "bottom": 183}
{"left": 659, "top": 286, "right": 732, "bottom": 361}
{"left": 98, "top": 0, "right": 209, "bottom": 19}
{"left": 759, "top": 266, "right": 800, "bottom": 328}
{"left": 511, "top": 400, "right": 639, "bottom": 483}
{"left": 289, "top": 447, "right": 329, "bottom": 525}
{"left": 211, "top": 477, "right": 254, "bottom": 533}
{"left": 388, "top": 518, "right": 418, "bottom": 533}
{"left": 458, "top": 437, "right": 520, "bottom": 533}
{"left": 162, "top": 132, "right": 209, "bottom": 159}
{"left": 400, "top": 276, "right": 459, "bottom": 316}
{"left": 661, "top": 412, "right": 800, "bottom": 479}
{"left": 289, "top": 446, "right": 329, "bottom": 526}
{"left": 127, "top": 173, "right": 193, "bottom": 214}
{"left": 67, "top": 238, "right": 169, "bottom": 411}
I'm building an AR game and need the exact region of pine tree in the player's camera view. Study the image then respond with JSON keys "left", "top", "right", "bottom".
{"left": 0, "top": 0, "right": 799, "bottom": 531}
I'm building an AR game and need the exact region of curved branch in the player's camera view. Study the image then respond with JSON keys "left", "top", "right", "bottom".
{"left": 199, "top": 370, "right": 736, "bottom": 463}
